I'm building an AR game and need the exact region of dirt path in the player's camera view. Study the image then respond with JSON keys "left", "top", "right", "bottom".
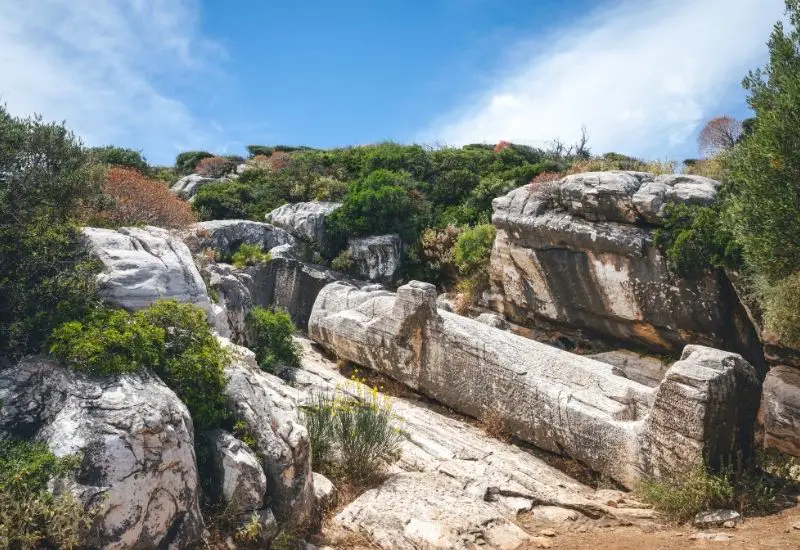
{"left": 519, "top": 505, "right": 800, "bottom": 550}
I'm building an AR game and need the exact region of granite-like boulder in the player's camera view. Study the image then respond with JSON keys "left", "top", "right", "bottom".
{"left": 761, "top": 365, "right": 800, "bottom": 457}
{"left": 0, "top": 357, "right": 204, "bottom": 549}
{"left": 202, "top": 428, "right": 267, "bottom": 512}
{"left": 83, "top": 226, "right": 212, "bottom": 313}
{"left": 347, "top": 234, "right": 402, "bottom": 284}
{"left": 189, "top": 219, "right": 300, "bottom": 259}
{"left": 633, "top": 174, "right": 721, "bottom": 224}
{"left": 265, "top": 201, "right": 341, "bottom": 249}
{"left": 171, "top": 174, "right": 216, "bottom": 199}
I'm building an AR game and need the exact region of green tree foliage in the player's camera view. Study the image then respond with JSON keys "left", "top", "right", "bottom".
{"left": 89, "top": 145, "right": 148, "bottom": 172}
{"left": 175, "top": 150, "right": 213, "bottom": 175}
{"left": 724, "top": 0, "right": 800, "bottom": 282}
{"left": 231, "top": 244, "right": 272, "bottom": 268}
{"left": 0, "top": 440, "right": 89, "bottom": 549}
{"left": 246, "top": 145, "right": 274, "bottom": 158}
{"left": 453, "top": 224, "right": 496, "bottom": 276}
{"left": 245, "top": 307, "right": 301, "bottom": 374}
{"left": 0, "top": 106, "right": 103, "bottom": 356}
{"left": 51, "top": 300, "right": 230, "bottom": 430}
{"left": 192, "top": 181, "right": 257, "bottom": 220}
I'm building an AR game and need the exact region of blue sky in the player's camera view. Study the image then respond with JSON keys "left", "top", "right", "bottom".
{"left": 0, "top": 0, "right": 786, "bottom": 165}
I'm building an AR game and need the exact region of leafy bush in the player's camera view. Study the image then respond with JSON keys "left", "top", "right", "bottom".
{"left": 245, "top": 307, "right": 301, "bottom": 374}
{"left": 246, "top": 145, "right": 274, "bottom": 158}
{"left": 420, "top": 226, "right": 461, "bottom": 283}
{"left": 0, "top": 440, "right": 91, "bottom": 549}
{"left": 89, "top": 145, "right": 148, "bottom": 173}
{"left": 51, "top": 300, "right": 230, "bottom": 431}
{"left": 361, "top": 142, "right": 432, "bottom": 180}
{"left": 301, "top": 380, "right": 403, "bottom": 484}
{"left": 653, "top": 203, "right": 741, "bottom": 276}
{"left": 175, "top": 150, "right": 213, "bottom": 175}
{"left": 330, "top": 249, "right": 355, "bottom": 273}
{"left": 430, "top": 169, "right": 480, "bottom": 205}
{"left": 0, "top": 106, "right": 104, "bottom": 356}
{"left": 311, "top": 175, "right": 349, "bottom": 201}
{"left": 753, "top": 272, "right": 800, "bottom": 347}
{"left": 192, "top": 181, "right": 257, "bottom": 221}
{"left": 88, "top": 167, "right": 196, "bottom": 229}
{"left": 196, "top": 156, "right": 238, "bottom": 178}
{"left": 637, "top": 465, "right": 735, "bottom": 522}
{"left": 231, "top": 244, "right": 271, "bottom": 269}
{"left": 453, "top": 224, "right": 496, "bottom": 276}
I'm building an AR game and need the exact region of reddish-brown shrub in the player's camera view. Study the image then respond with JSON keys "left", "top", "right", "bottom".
{"left": 266, "top": 151, "right": 292, "bottom": 171}
{"left": 494, "top": 140, "right": 511, "bottom": 153}
{"left": 195, "top": 156, "right": 237, "bottom": 178}
{"left": 91, "top": 167, "right": 196, "bottom": 229}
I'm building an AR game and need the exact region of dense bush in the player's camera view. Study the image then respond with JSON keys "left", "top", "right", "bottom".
{"left": 0, "top": 107, "right": 104, "bottom": 356}
{"left": 453, "top": 224, "right": 496, "bottom": 276}
{"left": 0, "top": 440, "right": 90, "bottom": 549}
{"left": 753, "top": 272, "right": 800, "bottom": 347}
{"left": 195, "top": 156, "right": 238, "bottom": 178}
{"left": 245, "top": 307, "right": 301, "bottom": 375}
{"left": 51, "top": 300, "right": 230, "bottom": 430}
{"left": 175, "top": 150, "right": 213, "bottom": 175}
{"left": 231, "top": 243, "right": 272, "bottom": 269}
{"left": 192, "top": 181, "right": 257, "bottom": 220}
{"left": 89, "top": 145, "right": 149, "bottom": 173}
{"left": 88, "top": 167, "right": 196, "bottom": 229}
{"left": 246, "top": 145, "right": 274, "bottom": 158}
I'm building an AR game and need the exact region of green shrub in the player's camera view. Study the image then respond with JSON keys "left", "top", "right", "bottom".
{"left": 637, "top": 465, "right": 735, "bottom": 522}
{"left": 361, "top": 142, "right": 432, "bottom": 180}
{"left": 301, "top": 383, "right": 403, "bottom": 484}
{"left": 453, "top": 224, "right": 496, "bottom": 276}
{"left": 89, "top": 145, "right": 148, "bottom": 173}
{"left": 430, "top": 169, "right": 480, "bottom": 206}
{"left": 245, "top": 307, "right": 301, "bottom": 374}
{"left": 192, "top": 181, "right": 256, "bottom": 221}
{"left": 0, "top": 107, "right": 104, "bottom": 356}
{"left": 753, "top": 272, "right": 800, "bottom": 347}
{"left": 246, "top": 145, "right": 274, "bottom": 158}
{"left": 231, "top": 244, "right": 271, "bottom": 269}
{"left": 653, "top": 203, "right": 741, "bottom": 277}
{"left": 175, "top": 150, "right": 213, "bottom": 175}
{"left": 0, "top": 440, "right": 91, "bottom": 549}
{"left": 51, "top": 300, "right": 230, "bottom": 431}
{"left": 330, "top": 250, "right": 354, "bottom": 273}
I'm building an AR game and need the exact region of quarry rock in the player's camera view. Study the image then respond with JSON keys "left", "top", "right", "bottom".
{"left": 761, "top": 365, "right": 800, "bottom": 457}
{"left": 265, "top": 201, "right": 341, "bottom": 249}
{"left": 220, "top": 338, "right": 314, "bottom": 525}
{"left": 202, "top": 428, "right": 267, "bottom": 512}
{"left": 347, "top": 234, "right": 402, "bottom": 283}
{"left": 309, "top": 281, "right": 759, "bottom": 489}
{"left": 489, "top": 173, "right": 764, "bottom": 373}
{"left": 170, "top": 174, "right": 217, "bottom": 199}
{"left": 476, "top": 312, "right": 508, "bottom": 329}
{"left": 0, "top": 357, "right": 204, "bottom": 549}
{"left": 83, "top": 225, "right": 213, "bottom": 313}
{"left": 188, "top": 219, "right": 299, "bottom": 259}
{"left": 312, "top": 472, "right": 337, "bottom": 516}
{"left": 588, "top": 350, "right": 670, "bottom": 388}
{"left": 693, "top": 510, "right": 741, "bottom": 529}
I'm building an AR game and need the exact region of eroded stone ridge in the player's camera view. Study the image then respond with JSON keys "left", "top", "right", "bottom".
{"left": 488, "top": 171, "right": 763, "bottom": 371}
{"left": 309, "top": 281, "right": 759, "bottom": 489}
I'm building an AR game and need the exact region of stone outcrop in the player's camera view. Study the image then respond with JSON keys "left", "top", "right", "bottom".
{"left": 265, "top": 201, "right": 341, "bottom": 250}
{"left": 588, "top": 350, "right": 670, "bottom": 388}
{"left": 347, "top": 234, "right": 402, "bottom": 284}
{"left": 309, "top": 281, "right": 759, "bottom": 489}
{"left": 288, "top": 337, "right": 655, "bottom": 550}
{"left": 220, "top": 339, "right": 314, "bottom": 524}
{"left": 189, "top": 219, "right": 300, "bottom": 259}
{"left": 84, "top": 225, "right": 213, "bottom": 313}
{"left": 761, "top": 365, "right": 800, "bottom": 457}
{"left": 0, "top": 357, "right": 204, "bottom": 549}
{"left": 202, "top": 428, "right": 267, "bottom": 512}
{"left": 171, "top": 174, "right": 217, "bottom": 199}
{"left": 488, "top": 172, "right": 764, "bottom": 374}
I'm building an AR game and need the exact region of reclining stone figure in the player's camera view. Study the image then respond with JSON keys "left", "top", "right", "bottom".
{"left": 309, "top": 281, "right": 759, "bottom": 489}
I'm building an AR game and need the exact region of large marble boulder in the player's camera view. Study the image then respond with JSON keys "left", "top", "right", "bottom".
{"left": 309, "top": 281, "right": 760, "bottom": 489}
{"left": 170, "top": 174, "right": 217, "bottom": 200}
{"left": 188, "top": 219, "right": 300, "bottom": 259}
{"left": 0, "top": 357, "right": 204, "bottom": 549}
{"left": 202, "top": 428, "right": 267, "bottom": 512}
{"left": 761, "top": 365, "right": 800, "bottom": 457}
{"left": 83, "top": 226, "right": 213, "bottom": 313}
{"left": 347, "top": 234, "right": 402, "bottom": 284}
{"left": 264, "top": 201, "right": 341, "bottom": 250}
{"left": 488, "top": 172, "right": 764, "bottom": 373}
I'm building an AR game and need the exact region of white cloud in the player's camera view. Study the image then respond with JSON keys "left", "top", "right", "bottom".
{"left": 421, "top": 0, "right": 785, "bottom": 159}
{"left": 0, "top": 0, "right": 224, "bottom": 164}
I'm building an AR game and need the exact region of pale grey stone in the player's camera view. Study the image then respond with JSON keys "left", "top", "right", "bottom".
{"left": 475, "top": 312, "right": 508, "bottom": 330}
{"left": 312, "top": 472, "right": 337, "bottom": 514}
{"left": 309, "top": 282, "right": 759, "bottom": 489}
{"left": 265, "top": 201, "right": 342, "bottom": 248}
{"left": 347, "top": 234, "right": 402, "bottom": 283}
{"left": 693, "top": 510, "right": 741, "bottom": 529}
{"left": 189, "top": 220, "right": 299, "bottom": 259}
{"left": 0, "top": 357, "right": 204, "bottom": 549}
{"left": 203, "top": 429, "right": 267, "bottom": 512}
{"left": 761, "top": 365, "right": 800, "bottom": 458}
{"left": 171, "top": 174, "right": 217, "bottom": 199}
{"left": 588, "top": 350, "right": 670, "bottom": 388}
{"left": 633, "top": 174, "right": 721, "bottom": 224}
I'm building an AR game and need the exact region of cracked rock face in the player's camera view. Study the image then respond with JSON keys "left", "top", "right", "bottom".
{"left": 347, "top": 234, "right": 402, "bottom": 284}
{"left": 84, "top": 226, "right": 213, "bottom": 314}
{"left": 761, "top": 365, "right": 800, "bottom": 457}
{"left": 220, "top": 339, "right": 314, "bottom": 525}
{"left": 488, "top": 172, "right": 764, "bottom": 372}
{"left": 0, "top": 357, "right": 204, "bottom": 549}
{"left": 265, "top": 201, "right": 342, "bottom": 250}
{"left": 202, "top": 429, "right": 267, "bottom": 512}
{"left": 309, "top": 282, "right": 760, "bottom": 489}
{"left": 188, "top": 219, "right": 300, "bottom": 259}
{"left": 170, "top": 174, "right": 218, "bottom": 200}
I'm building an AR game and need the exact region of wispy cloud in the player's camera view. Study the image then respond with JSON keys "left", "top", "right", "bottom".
{"left": 420, "top": 0, "right": 784, "bottom": 159}
{"left": 0, "top": 0, "right": 224, "bottom": 164}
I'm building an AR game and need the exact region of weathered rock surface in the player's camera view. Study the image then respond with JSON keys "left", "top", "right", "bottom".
{"left": 84, "top": 226, "right": 213, "bottom": 313}
{"left": 312, "top": 472, "right": 337, "bottom": 515}
{"left": 0, "top": 357, "right": 204, "bottom": 549}
{"left": 309, "top": 281, "right": 759, "bottom": 489}
{"left": 761, "top": 365, "right": 800, "bottom": 457}
{"left": 202, "top": 428, "right": 267, "bottom": 512}
{"left": 220, "top": 339, "right": 314, "bottom": 524}
{"left": 476, "top": 312, "right": 508, "bottom": 329}
{"left": 188, "top": 219, "right": 299, "bottom": 259}
{"left": 170, "top": 174, "right": 217, "bottom": 199}
{"left": 288, "top": 338, "right": 655, "bottom": 550}
{"left": 588, "top": 350, "right": 670, "bottom": 388}
{"left": 347, "top": 234, "right": 402, "bottom": 284}
{"left": 265, "top": 202, "right": 341, "bottom": 249}
{"left": 693, "top": 509, "right": 741, "bottom": 529}
{"left": 489, "top": 172, "right": 764, "bottom": 373}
